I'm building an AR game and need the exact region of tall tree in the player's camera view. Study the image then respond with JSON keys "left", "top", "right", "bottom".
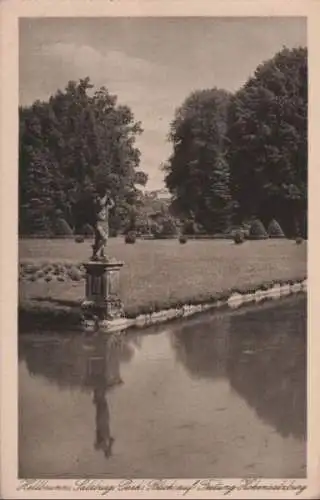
{"left": 19, "top": 77, "right": 147, "bottom": 235}
{"left": 228, "top": 47, "right": 307, "bottom": 236}
{"left": 164, "top": 88, "right": 233, "bottom": 233}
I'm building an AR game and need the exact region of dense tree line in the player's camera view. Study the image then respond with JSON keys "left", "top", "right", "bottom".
{"left": 20, "top": 47, "right": 307, "bottom": 239}
{"left": 164, "top": 47, "right": 307, "bottom": 237}
{"left": 19, "top": 77, "right": 147, "bottom": 236}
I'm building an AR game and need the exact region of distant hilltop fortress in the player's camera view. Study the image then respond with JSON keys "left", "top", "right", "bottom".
{"left": 146, "top": 188, "right": 171, "bottom": 200}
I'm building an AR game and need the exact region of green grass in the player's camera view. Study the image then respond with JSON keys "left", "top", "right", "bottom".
{"left": 19, "top": 237, "right": 307, "bottom": 316}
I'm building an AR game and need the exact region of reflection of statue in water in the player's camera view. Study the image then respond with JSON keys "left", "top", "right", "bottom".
{"left": 93, "top": 384, "right": 114, "bottom": 458}
{"left": 88, "top": 334, "right": 126, "bottom": 459}
{"left": 91, "top": 186, "right": 115, "bottom": 261}
{"left": 19, "top": 329, "right": 139, "bottom": 459}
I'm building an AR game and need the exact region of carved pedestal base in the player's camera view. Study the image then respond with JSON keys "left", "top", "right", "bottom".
{"left": 81, "top": 259, "right": 125, "bottom": 332}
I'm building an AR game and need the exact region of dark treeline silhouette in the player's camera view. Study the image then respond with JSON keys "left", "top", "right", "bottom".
{"left": 164, "top": 47, "right": 307, "bottom": 238}
{"left": 19, "top": 77, "right": 147, "bottom": 237}
{"left": 19, "top": 331, "right": 142, "bottom": 459}
{"left": 19, "top": 47, "right": 307, "bottom": 238}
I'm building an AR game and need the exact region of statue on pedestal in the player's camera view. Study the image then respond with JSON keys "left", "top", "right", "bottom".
{"left": 80, "top": 184, "right": 126, "bottom": 331}
{"left": 91, "top": 186, "right": 115, "bottom": 262}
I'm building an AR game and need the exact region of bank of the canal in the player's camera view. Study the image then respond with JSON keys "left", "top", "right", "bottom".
{"left": 19, "top": 277, "right": 307, "bottom": 333}
{"left": 19, "top": 239, "right": 307, "bottom": 333}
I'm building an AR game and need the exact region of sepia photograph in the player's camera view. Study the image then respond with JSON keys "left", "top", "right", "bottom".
{"left": 2, "top": 2, "right": 318, "bottom": 498}
{"left": 17, "top": 15, "right": 307, "bottom": 480}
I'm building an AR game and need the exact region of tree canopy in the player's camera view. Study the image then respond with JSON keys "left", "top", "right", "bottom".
{"left": 19, "top": 77, "right": 147, "bottom": 235}
{"left": 228, "top": 46, "right": 307, "bottom": 236}
{"left": 164, "top": 88, "right": 233, "bottom": 233}
{"left": 19, "top": 46, "right": 308, "bottom": 239}
{"left": 164, "top": 47, "right": 307, "bottom": 237}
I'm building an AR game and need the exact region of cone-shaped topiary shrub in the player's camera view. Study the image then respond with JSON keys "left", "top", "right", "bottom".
{"left": 53, "top": 218, "right": 73, "bottom": 237}
{"left": 247, "top": 219, "right": 269, "bottom": 240}
{"left": 268, "top": 219, "right": 285, "bottom": 238}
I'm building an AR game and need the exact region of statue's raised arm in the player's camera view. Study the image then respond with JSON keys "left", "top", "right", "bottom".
{"left": 91, "top": 187, "right": 115, "bottom": 261}
{"left": 107, "top": 197, "right": 115, "bottom": 210}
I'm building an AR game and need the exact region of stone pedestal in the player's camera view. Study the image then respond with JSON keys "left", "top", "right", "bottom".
{"left": 81, "top": 258, "right": 125, "bottom": 331}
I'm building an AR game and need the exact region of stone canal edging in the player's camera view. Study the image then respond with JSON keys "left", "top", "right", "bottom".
{"left": 19, "top": 277, "right": 307, "bottom": 333}
{"left": 86, "top": 278, "right": 307, "bottom": 332}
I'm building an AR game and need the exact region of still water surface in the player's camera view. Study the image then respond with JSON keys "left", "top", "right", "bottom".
{"left": 19, "top": 294, "right": 306, "bottom": 479}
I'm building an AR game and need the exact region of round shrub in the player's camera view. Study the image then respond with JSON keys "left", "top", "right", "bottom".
{"left": 125, "top": 231, "right": 136, "bottom": 244}
{"left": 43, "top": 264, "right": 54, "bottom": 274}
{"left": 248, "top": 219, "right": 269, "bottom": 240}
{"left": 268, "top": 219, "right": 285, "bottom": 238}
{"left": 233, "top": 230, "right": 244, "bottom": 244}
{"left": 179, "top": 235, "right": 188, "bottom": 244}
{"left": 54, "top": 263, "right": 65, "bottom": 274}
{"left": 53, "top": 218, "right": 73, "bottom": 237}
{"left": 24, "top": 263, "right": 39, "bottom": 274}
{"left": 75, "top": 235, "right": 85, "bottom": 243}
{"left": 68, "top": 266, "right": 82, "bottom": 281}
{"left": 52, "top": 265, "right": 61, "bottom": 275}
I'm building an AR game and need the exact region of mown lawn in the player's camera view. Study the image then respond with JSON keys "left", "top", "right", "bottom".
{"left": 19, "top": 238, "right": 307, "bottom": 315}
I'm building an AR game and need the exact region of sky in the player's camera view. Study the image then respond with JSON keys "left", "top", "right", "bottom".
{"left": 19, "top": 17, "right": 307, "bottom": 190}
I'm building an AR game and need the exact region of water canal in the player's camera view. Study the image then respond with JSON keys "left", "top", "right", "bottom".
{"left": 19, "top": 294, "right": 306, "bottom": 479}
